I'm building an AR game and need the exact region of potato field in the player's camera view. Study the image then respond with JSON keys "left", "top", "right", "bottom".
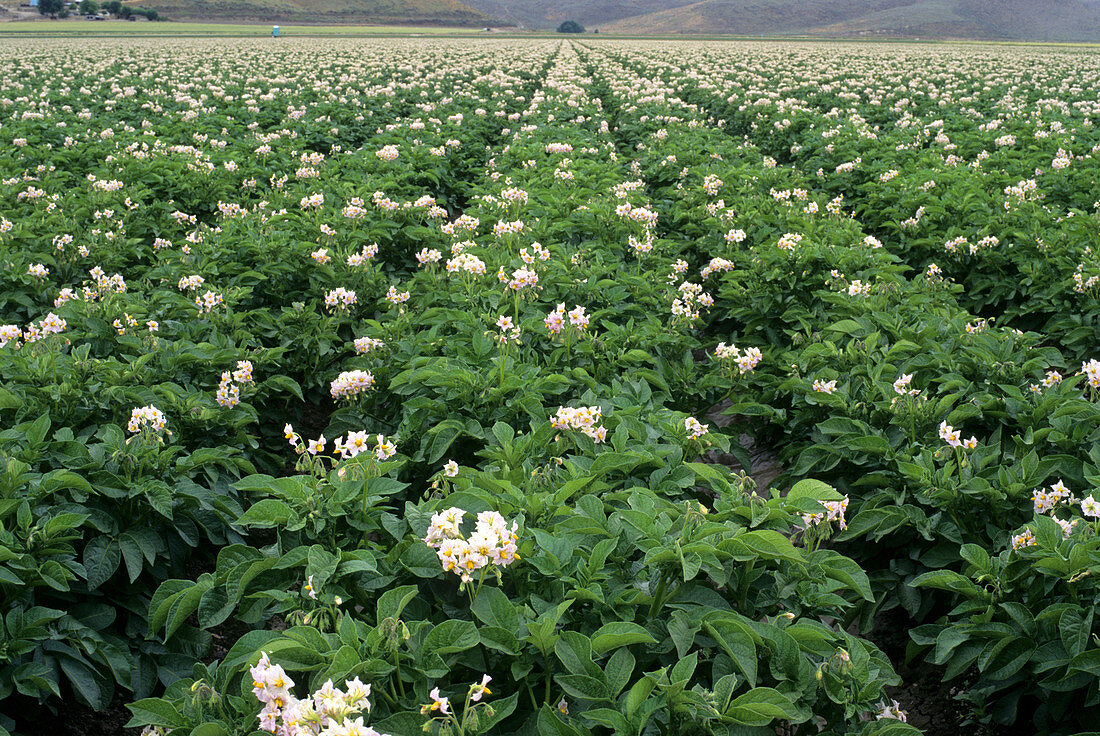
{"left": 2, "top": 36, "right": 1100, "bottom": 736}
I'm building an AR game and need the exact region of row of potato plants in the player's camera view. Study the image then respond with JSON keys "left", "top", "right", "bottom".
{"left": 575, "top": 41, "right": 1100, "bottom": 732}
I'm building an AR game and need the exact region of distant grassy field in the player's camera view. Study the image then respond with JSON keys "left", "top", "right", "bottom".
{"left": 0, "top": 19, "right": 512, "bottom": 35}
{"left": 1, "top": 19, "right": 1099, "bottom": 46}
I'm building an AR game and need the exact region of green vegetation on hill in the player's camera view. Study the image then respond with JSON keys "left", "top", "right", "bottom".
{"left": 123, "top": 0, "right": 492, "bottom": 24}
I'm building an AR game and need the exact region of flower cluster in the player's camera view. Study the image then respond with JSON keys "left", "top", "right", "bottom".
{"left": 285, "top": 424, "right": 394, "bottom": 463}
{"left": 416, "top": 248, "right": 442, "bottom": 266}
{"left": 505, "top": 266, "right": 539, "bottom": 292}
{"left": 875, "top": 699, "right": 908, "bottom": 723}
{"left": 127, "top": 405, "right": 167, "bottom": 434}
{"left": 544, "top": 303, "right": 589, "bottom": 334}
{"left": 353, "top": 336, "right": 385, "bottom": 355}
{"left": 938, "top": 421, "right": 977, "bottom": 450}
{"left": 1029, "top": 369, "right": 1063, "bottom": 393}
{"left": 346, "top": 244, "right": 378, "bottom": 266}
{"left": 776, "top": 232, "right": 803, "bottom": 251}
{"left": 424, "top": 508, "right": 520, "bottom": 583}
{"left": 550, "top": 405, "right": 606, "bottom": 443}
{"left": 250, "top": 652, "right": 387, "bottom": 736}
{"left": 519, "top": 242, "right": 550, "bottom": 263}
{"left": 384, "top": 285, "right": 410, "bottom": 305}
{"left": 324, "top": 287, "right": 357, "bottom": 311}
{"left": 420, "top": 676, "right": 497, "bottom": 736}
{"left": 1080, "top": 359, "right": 1100, "bottom": 390}
{"left": 494, "top": 315, "right": 521, "bottom": 344}
{"left": 492, "top": 219, "right": 524, "bottom": 237}
{"left": 216, "top": 361, "right": 254, "bottom": 408}
{"left": 671, "top": 281, "right": 712, "bottom": 324}
{"left": 725, "top": 228, "right": 746, "bottom": 245}
{"left": 196, "top": 290, "right": 224, "bottom": 313}
{"left": 700, "top": 257, "right": 734, "bottom": 279}
{"left": 1033, "top": 479, "right": 1073, "bottom": 515}
{"left": 330, "top": 370, "right": 375, "bottom": 400}
{"left": 714, "top": 342, "right": 763, "bottom": 374}
{"left": 446, "top": 252, "right": 486, "bottom": 275}
{"left": 178, "top": 274, "right": 205, "bottom": 291}
{"left": 893, "top": 374, "right": 919, "bottom": 397}
{"left": 685, "top": 416, "right": 709, "bottom": 440}
{"left": 802, "top": 496, "right": 849, "bottom": 530}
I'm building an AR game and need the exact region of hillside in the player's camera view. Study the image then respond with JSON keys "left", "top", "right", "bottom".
{"left": 456, "top": 0, "right": 697, "bottom": 30}
{"left": 459, "top": 0, "right": 1100, "bottom": 40}
{"left": 123, "top": 0, "right": 493, "bottom": 24}
{"left": 598, "top": 0, "right": 1100, "bottom": 40}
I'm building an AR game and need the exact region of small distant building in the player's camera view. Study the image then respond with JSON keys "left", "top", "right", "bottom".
{"left": 272, "top": 25, "right": 280, "bottom": 37}
{"left": 29, "top": 0, "right": 38, "bottom": 7}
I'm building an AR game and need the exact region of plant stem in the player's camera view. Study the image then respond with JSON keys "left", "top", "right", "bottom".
{"left": 394, "top": 650, "right": 406, "bottom": 699}
{"left": 648, "top": 571, "right": 669, "bottom": 619}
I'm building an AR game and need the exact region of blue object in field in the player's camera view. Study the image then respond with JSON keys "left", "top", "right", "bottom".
{"left": 29, "top": 0, "right": 38, "bottom": 7}
{"left": 272, "top": 25, "right": 280, "bottom": 37}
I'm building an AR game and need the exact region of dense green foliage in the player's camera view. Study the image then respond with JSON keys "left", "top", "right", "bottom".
{"left": 2, "top": 36, "right": 1100, "bottom": 736}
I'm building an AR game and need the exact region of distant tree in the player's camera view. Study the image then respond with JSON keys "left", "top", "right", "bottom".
{"left": 557, "top": 20, "right": 584, "bottom": 33}
{"left": 145, "top": 8, "right": 158, "bottom": 19}
{"left": 37, "top": 0, "right": 64, "bottom": 17}
{"left": 102, "top": 0, "right": 122, "bottom": 15}
{"left": 119, "top": 5, "right": 132, "bottom": 17}
{"left": 78, "top": 0, "right": 98, "bottom": 13}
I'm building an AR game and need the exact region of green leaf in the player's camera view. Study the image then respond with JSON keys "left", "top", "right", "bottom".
{"left": 126, "top": 698, "right": 186, "bottom": 728}
{"left": 729, "top": 530, "right": 803, "bottom": 564}
{"left": 197, "top": 586, "right": 233, "bottom": 628}
{"left": 263, "top": 375, "right": 304, "bottom": 401}
{"left": 525, "top": 600, "right": 574, "bottom": 655}
{"left": 910, "top": 570, "right": 988, "bottom": 600}
{"left": 827, "top": 319, "right": 864, "bottom": 336}
{"left": 725, "top": 687, "right": 804, "bottom": 726}
{"left": 83, "top": 537, "right": 120, "bottom": 590}
{"left": 537, "top": 706, "right": 589, "bottom": 736}
{"left": 471, "top": 586, "right": 518, "bottom": 632}
{"left": 478, "top": 626, "right": 520, "bottom": 655}
{"left": 422, "top": 619, "right": 479, "bottom": 656}
{"left": 557, "top": 674, "right": 610, "bottom": 702}
{"left": 624, "top": 675, "right": 656, "bottom": 717}
{"left": 60, "top": 656, "right": 105, "bottom": 710}
{"left": 478, "top": 691, "right": 518, "bottom": 731}
{"left": 376, "top": 585, "right": 419, "bottom": 626}
{"left": 590, "top": 621, "right": 656, "bottom": 655}
{"left": 787, "top": 479, "right": 844, "bottom": 503}
{"left": 705, "top": 618, "right": 758, "bottom": 687}
{"left": 604, "top": 647, "right": 635, "bottom": 697}
{"left": 814, "top": 550, "right": 874, "bottom": 602}
{"left": 221, "top": 630, "right": 284, "bottom": 672}
{"left": 491, "top": 421, "right": 514, "bottom": 446}
{"left": 236, "top": 499, "right": 297, "bottom": 527}
{"left": 144, "top": 480, "right": 174, "bottom": 519}
{"left": 38, "top": 560, "right": 72, "bottom": 591}
{"left": 189, "top": 725, "right": 229, "bottom": 736}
